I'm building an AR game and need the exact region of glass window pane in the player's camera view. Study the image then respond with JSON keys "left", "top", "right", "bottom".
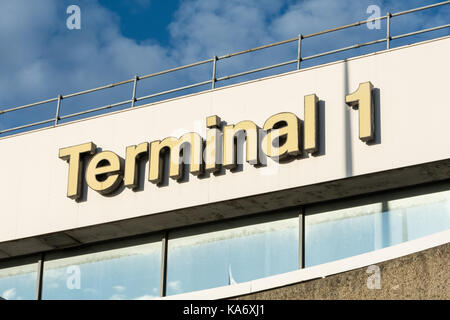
{"left": 305, "top": 183, "right": 450, "bottom": 267}
{"left": 0, "top": 256, "right": 38, "bottom": 300}
{"left": 42, "top": 235, "right": 162, "bottom": 300}
{"left": 166, "top": 211, "right": 299, "bottom": 295}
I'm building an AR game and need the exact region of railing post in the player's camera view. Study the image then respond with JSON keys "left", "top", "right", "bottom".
{"left": 131, "top": 75, "right": 138, "bottom": 108}
{"left": 297, "top": 34, "right": 303, "bottom": 70}
{"left": 211, "top": 55, "right": 218, "bottom": 89}
{"left": 386, "top": 12, "right": 391, "bottom": 49}
{"left": 54, "top": 94, "right": 62, "bottom": 126}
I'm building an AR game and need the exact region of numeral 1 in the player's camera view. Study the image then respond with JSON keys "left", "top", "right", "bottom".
{"left": 345, "top": 82, "right": 374, "bottom": 142}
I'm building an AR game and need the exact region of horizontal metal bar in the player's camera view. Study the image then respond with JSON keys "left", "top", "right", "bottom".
{"left": 62, "top": 79, "right": 134, "bottom": 99}
{"left": 302, "top": 38, "right": 386, "bottom": 61}
{"left": 0, "top": 118, "right": 55, "bottom": 134}
{"left": 218, "top": 38, "right": 298, "bottom": 60}
{"left": 216, "top": 59, "right": 298, "bottom": 82}
{"left": 391, "top": 24, "right": 450, "bottom": 41}
{"left": 302, "top": 0, "right": 449, "bottom": 39}
{"left": 303, "top": 16, "right": 388, "bottom": 39}
{"left": 136, "top": 80, "right": 212, "bottom": 102}
{"left": 59, "top": 99, "right": 132, "bottom": 120}
{"left": 391, "top": 1, "right": 450, "bottom": 17}
{"left": 138, "top": 59, "right": 214, "bottom": 81}
{"left": 0, "top": 97, "right": 59, "bottom": 114}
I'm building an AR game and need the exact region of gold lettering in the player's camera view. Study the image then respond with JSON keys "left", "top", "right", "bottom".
{"left": 345, "top": 82, "right": 374, "bottom": 142}
{"left": 59, "top": 142, "right": 96, "bottom": 200}
{"left": 124, "top": 142, "right": 149, "bottom": 189}
{"left": 223, "top": 120, "right": 259, "bottom": 169}
{"left": 148, "top": 132, "right": 203, "bottom": 184}
{"left": 206, "top": 115, "right": 221, "bottom": 129}
{"left": 85, "top": 151, "right": 124, "bottom": 194}
{"left": 304, "top": 94, "right": 319, "bottom": 153}
{"left": 261, "top": 112, "right": 300, "bottom": 159}
{"left": 205, "top": 115, "right": 222, "bottom": 173}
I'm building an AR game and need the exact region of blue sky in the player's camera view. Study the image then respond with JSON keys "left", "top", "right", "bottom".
{"left": 0, "top": 0, "right": 448, "bottom": 132}
{"left": 98, "top": 0, "right": 180, "bottom": 46}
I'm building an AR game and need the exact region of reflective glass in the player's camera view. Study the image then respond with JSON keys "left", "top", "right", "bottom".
{"left": 0, "top": 256, "right": 38, "bottom": 300}
{"left": 42, "top": 235, "right": 161, "bottom": 300}
{"left": 305, "top": 184, "right": 450, "bottom": 267}
{"left": 166, "top": 211, "right": 299, "bottom": 295}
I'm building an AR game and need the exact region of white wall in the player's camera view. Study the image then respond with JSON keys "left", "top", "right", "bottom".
{"left": 1, "top": 37, "right": 449, "bottom": 244}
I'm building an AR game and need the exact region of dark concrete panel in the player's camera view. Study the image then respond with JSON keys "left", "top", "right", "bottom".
{"left": 234, "top": 243, "right": 450, "bottom": 300}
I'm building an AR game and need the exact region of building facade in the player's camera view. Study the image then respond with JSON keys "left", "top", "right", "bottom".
{"left": 0, "top": 34, "right": 449, "bottom": 300}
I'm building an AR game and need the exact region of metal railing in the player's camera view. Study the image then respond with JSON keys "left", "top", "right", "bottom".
{"left": 1, "top": 1, "right": 449, "bottom": 136}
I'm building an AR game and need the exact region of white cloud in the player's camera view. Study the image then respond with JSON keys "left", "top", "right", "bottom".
{"left": 167, "top": 280, "right": 181, "bottom": 292}
{"left": 43, "top": 268, "right": 65, "bottom": 280}
{"left": 0, "top": 0, "right": 174, "bottom": 110}
{"left": 134, "top": 294, "right": 158, "bottom": 300}
{"left": 0, "top": 0, "right": 447, "bottom": 128}
{"left": 83, "top": 288, "right": 98, "bottom": 295}
{"left": 169, "top": 0, "right": 281, "bottom": 61}
{"left": 46, "top": 282, "right": 60, "bottom": 289}
{"left": 112, "top": 285, "right": 126, "bottom": 293}
{"left": 166, "top": 0, "right": 448, "bottom": 83}
{"left": 2, "top": 288, "right": 16, "bottom": 300}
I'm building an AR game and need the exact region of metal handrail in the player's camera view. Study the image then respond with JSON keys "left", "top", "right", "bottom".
{"left": 1, "top": 1, "right": 449, "bottom": 135}
{"left": 216, "top": 59, "right": 298, "bottom": 82}
{"left": 391, "top": 24, "right": 450, "bottom": 40}
{"left": 136, "top": 80, "right": 213, "bottom": 102}
{"left": 302, "top": 38, "right": 387, "bottom": 61}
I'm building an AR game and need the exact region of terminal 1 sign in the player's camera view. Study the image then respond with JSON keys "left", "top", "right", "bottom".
{"left": 59, "top": 82, "right": 375, "bottom": 200}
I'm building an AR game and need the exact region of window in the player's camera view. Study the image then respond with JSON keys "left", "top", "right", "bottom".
{"left": 0, "top": 256, "right": 38, "bottom": 300}
{"left": 166, "top": 210, "right": 299, "bottom": 295}
{"left": 305, "top": 182, "right": 450, "bottom": 267}
{"left": 2, "top": 182, "right": 448, "bottom": 299}
{"left": 42, "top": 235, "right": 162, "bottom": 300}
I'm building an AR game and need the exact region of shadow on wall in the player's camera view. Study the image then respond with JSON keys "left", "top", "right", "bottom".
{"left": 343, "top": 59, "right": 382, "bottom": 178}
{"left": 344, "top": 60, "right": 353, "bottom": 178}
{"left": 368, "top": 87, "right": 382, "bottom": 146}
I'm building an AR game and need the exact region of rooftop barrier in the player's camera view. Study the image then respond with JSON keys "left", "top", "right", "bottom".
{"left": 0, "top": 1, "right": 449, "bottom": 136}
